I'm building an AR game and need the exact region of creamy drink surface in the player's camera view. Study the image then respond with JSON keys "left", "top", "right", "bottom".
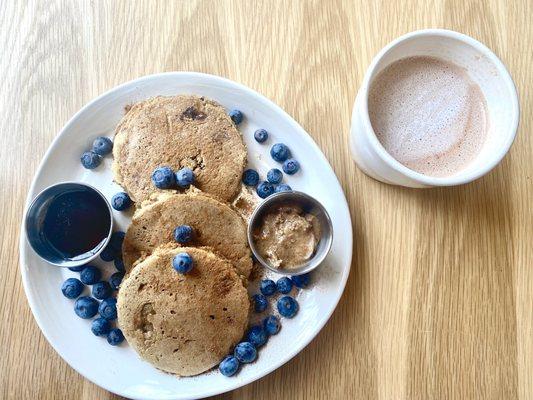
{"left": 368, "top": 56, "right": 488, "bottom": 177}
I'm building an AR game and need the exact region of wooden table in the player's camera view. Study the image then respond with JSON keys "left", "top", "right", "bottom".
{"left": 1, "top": 1, "right": 531, "bottom": 399}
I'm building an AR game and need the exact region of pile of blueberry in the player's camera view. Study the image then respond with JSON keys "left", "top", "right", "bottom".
{"left": 77, "top": 135, "right": 131, "bottom": 345}
{"left": 151, "top": 166, "right": 195, "bottom": 190}
{"left": 62, "top": 233, "right": 126, "bottom": 345}
{"left": 170, "top": 225, "right": 195, "bottom": 271}
{"left": 99, "top": 231, "right": 126, "bottom": 272}
{"left": 218, "top": 273, "right": 310, "bottom": 377}
{"left": 79, "top": 134, "right": 133, "bottom": 211}
{"left": 234, "top": 109, "right": 299, "bottom": 198}
{"left": 243, "top": 158, "right": 295, "bottom": 198}
{"left": 81, "top": 136, "right": 114, "bottom": 169}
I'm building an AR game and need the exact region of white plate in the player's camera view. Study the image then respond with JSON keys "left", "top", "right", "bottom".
{"left": 19, "top": 72, "right": 352, "bottom": 400}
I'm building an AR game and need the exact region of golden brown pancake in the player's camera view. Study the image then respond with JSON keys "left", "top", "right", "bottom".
{"left": 122, "top": 190, "right": 252, "bottom": 279}
{"left": 117, "top": 246, "right": 250, "bottom": 376}
{"left": 112, "top": 95, "right": 247, "bottom": 203}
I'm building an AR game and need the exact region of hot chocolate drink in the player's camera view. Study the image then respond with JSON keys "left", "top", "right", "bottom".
{"left": 368, "top": 56, "right": 488, "bottom": 177}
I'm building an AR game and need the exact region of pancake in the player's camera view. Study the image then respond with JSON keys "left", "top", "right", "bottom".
{"left": 117, "top": 246, "right": 250, "bottom": 376}
{"left": 112, "top": 95, "right": 247, "bottom": 203}
{"left": 122, "top": 190, "right": 252, "bottom": 278}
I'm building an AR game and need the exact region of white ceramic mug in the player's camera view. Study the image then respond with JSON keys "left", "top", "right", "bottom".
{"left": 350, "top": 29, "right": 519, "bottom": 187}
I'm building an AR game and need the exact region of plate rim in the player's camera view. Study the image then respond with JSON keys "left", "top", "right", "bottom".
{"left": 19, "top": 71, "right": 353, "bottom": 399}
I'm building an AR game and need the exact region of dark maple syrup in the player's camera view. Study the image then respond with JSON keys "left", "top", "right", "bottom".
{"left": 41, "top": 188, "right": 111, "bottom": 260}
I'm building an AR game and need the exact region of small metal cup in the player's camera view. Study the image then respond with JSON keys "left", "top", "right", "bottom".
{"left": 248, "top": 191, "right": 333, "bottom": 275}
{"left": 25, "top": 182, "right": 113, "bottom": 268}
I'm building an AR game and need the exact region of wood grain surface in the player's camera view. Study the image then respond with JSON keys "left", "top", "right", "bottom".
{"left": 1, "top": 0, "right": 531, "bottom": 399}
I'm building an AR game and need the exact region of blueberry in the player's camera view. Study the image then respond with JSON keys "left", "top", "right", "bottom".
{"left": 260, "top": 279, "right": 277, "bottom": 296}
{"left": 101, "top": 232, "right": 124, "bottom": 264}
{"left": 277, "top": 296, "right": 299, "bottom": 318}
{"left": 109, "top": 272, "right": 124, "bottom": 290}
{"left": 173, "top": 225, "right": 193, "bottom": 244}
{"left": 270, "top": 143, "right": 291, "bottom": 162}
{"left": 61, "top": 278, "right": 84, "bottom": 299}
{"left": 256, "top": 181, "right": 274, "bottom": 199}
{"left": 219, "top": 356, "right": 240, "bottom": 377}
{"left": 92, "top": 136, "right": 113, "bottom": 156}
{"left": 172, "top": 252, "right": 194, "bottom": 274}
{"left": 228, "top": 109, "right": 243, "bottom": 125}
{"left": 266, "top": 168, "right": 283, "bottom": 184}
{"left": 151, "top": 166, "right": 176, "bottom": 189}
{"left": 276, "top": 277, "right": 293, "bottom": 294}
{"left": 274, "top": 184, "right": 292, "bottom": 193}
{"left": 74, "top": 296, "right": 99, "bottom": 319}
{"left": 114, "top": 257, "right": 125, "bottom": 272}
{"left": 109, "top": 231, "right": 125, "bottom": 253}
{"left": 99, "top": 298, "right": 117, "bottom": 320}
{"left": 252, "top": 294, "right": 268, "bottom": 313}
{"left": 100, "top": 245, "right": 116, "bottom": 262}
{"left": 68, "top": 266, "right": 85, "bottom": 272}
{"left": 247, "top": 325, "right": 267, "bottom": 347}
{"left": 80, "top": 266, "right": 101, "bottom": 285}
{"left": 175, "top": 167, "right": 195, "bottom": 188}
{"left": 263, "top": 315, "right": 281, "bottom": 335}
{"left": 92, "top": 281, "right": 112, "bottom": 300}
{"left": 283, "top": 159, "right": 300, "bottom": 175}
{"left": 181, "top": 106, "right": 206, "bottom": 121}
{"left": 254, "top": 129, "right": 268, "bottom": 143}
{"left": 91, "top": 317, "right": 111, "bottom": 336}
{"left": 80, "top": 151, "right": 102, "bottom": 169}
{"left": 107, "top": 328, "right": 125, "bottom": 346}
{"left": 111, "top": 192, "right": 132, "bottom": 211}
{"left": 242, "top": 169, "right": 259, "bottom": 186}
{"left": 291, "top": 273, "right": 310, "bottom": 288}
{"left": 234, "top": 342, "right": 257, "bottom": 363}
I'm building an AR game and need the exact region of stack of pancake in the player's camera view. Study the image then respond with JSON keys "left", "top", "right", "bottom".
{"left": 113, "top": 95, "right": 253, "bottom": 376}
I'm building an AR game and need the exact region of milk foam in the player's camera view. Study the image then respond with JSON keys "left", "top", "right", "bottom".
{"left": 368, "top": 56, "right": 488, "bottom": 177}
